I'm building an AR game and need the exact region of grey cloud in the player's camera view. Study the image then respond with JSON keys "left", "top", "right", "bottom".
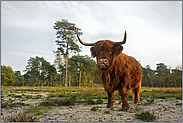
{"left": 1, "top": 1, "right": 182, "bottom": 73}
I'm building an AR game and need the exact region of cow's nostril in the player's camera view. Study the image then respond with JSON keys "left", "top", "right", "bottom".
{"left": 104, "top": 59, "right": 108, "bottom": 63}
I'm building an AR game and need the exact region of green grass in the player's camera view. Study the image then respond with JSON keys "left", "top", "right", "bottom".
{"left": 7, "top": 94, "right": 12, "bottom": 97}
{"left": 117, "top": 113, "right": 122, "bottom": 116}
{"left": 39, "top": 98, "right": 75, "bottom": 106}
{"left": 90, "top": 106, "right": 99, "bottom": 111}
{"left": 58, "top": 93, "right": 65, "bottom": 97}
{"left": 98, "top": 95, "right": 108, "bottom": 99}
{"left": 144, "top": 98, "right": 154, "bottom": 105}
{"left": 157, "top": 95, "right": 166, "bottom": 99}
{"left": 175, "top": 103, "right": 182, "bottom": 106}
{"left": 175, "top": 95, "right": 182, "bottom": 100}
{"left": 117, "top": 108, "right": 124, "bottom": 111}
{"left": 1, "top": 86, "right": 182, "bottom": 110}
{"left": 14, "top": 94, "right": 22, "bottom": 98}
{"left": 104, "top": 111, "right": 110, "bottom": 114}
{"left": 1, "top": 102, "right": 8, "bottom": 108}
{"left": 24, "top": 106, "right": 53, "bottom": 116}
{"left": 135, "top": 105, "right": 143, "bottom": 111}
{"left": 25, "top": 95, "right": 32, "bottom": 99}
{"left": 2, "top": 86, "right": 181, "bottom": 99}
{"left": 140, "top": 87, "right": 182, "bottom": 100}
{"left": 1, "top": 102, "right": 29, "bottom": 108}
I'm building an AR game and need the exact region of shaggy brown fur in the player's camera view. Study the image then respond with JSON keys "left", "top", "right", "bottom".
{"left": 90, "top": 40, "right": 142, "bottom": 111}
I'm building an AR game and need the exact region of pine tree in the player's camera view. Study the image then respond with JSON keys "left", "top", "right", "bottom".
{"left": 53, "top": 19, "right": 82, "bottom": 86}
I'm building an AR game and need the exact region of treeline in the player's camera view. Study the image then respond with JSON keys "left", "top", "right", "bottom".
{"left": 141, "top": 63, "right": 182, "bottom": 87}
{"left": 1, "top": 56, "right": 182, "bottom": 87}
{"left": 1, "top": 55, "right": 99, "bottom": 87}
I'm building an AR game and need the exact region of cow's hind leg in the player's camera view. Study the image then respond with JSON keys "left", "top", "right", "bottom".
{"left": 132, "top": 83, "right": 141, "bottom": 103}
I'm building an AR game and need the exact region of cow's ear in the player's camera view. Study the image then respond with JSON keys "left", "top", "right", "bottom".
{"left": 90, "top": 47, "right": 97, "bottom": 58}
{"left": 113, "top": 45, "right": 123, "bottom": 56}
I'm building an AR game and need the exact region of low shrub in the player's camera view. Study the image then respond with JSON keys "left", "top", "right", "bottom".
{"left": 100, "top": 95, "right": 108, "bottom": 99}
{"left": 95, "top": 99, "right": 103, "bottom": 104}
{"left": 117, "top": 113, "right": 122, "bottom": 116}
{"left": 135, "top": 111, "right": 156, "bottom": 122}
{"left": 176, "top": 103, "right": 182, "bottom": 106}
{"left": 25, "top": 95, "right": 32, "bottom": 99}
{"left": 175, "top": 95, "right": 182, "bottom": 100}
{"left": 86, "top": 98, "right": 95, "bottom": 105}
{"left": 40, "top": 98, "right": 75, "bottom": 106}
{"left": 104, "top": 111, "right": 110, "bottom": 114}
{"left": 90, "top": 106, "right": 99, "bottom": 111}
{"left": 7, "top": 94, "right": 12, "bottom": 97}
{"left": 14, "top": 95, "right": 22, "bottom": 98}
{"left": 58, "top": 93, "right": 65, "bottom": 97}
{"left": 1, "top": 102, "right": 7, "bottom": 108}
{"left": 144, "top": 98, "right": 154, "bottom": 105}
{"left": 157, "top": 95, "right": 166, "bottom": 99}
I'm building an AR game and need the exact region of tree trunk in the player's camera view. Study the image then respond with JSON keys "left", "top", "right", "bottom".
{"left": 38, "top": 75, "right": 39, "bottom": 87}
{"left": 65, "top": 44, "right": 68, "bottom": 87}
{"left": 47, "top": 79, "right": 49, "bottom": 87}
{"left": 60, "top": 71, "right": 62, "bottom": 86}
{"left": 22, "top": 77, "right": 24, "bottom": 86}
{"left": 69, "top": 75, "right": 71, "bottom": 86}
{"left": 151, "top": 81, "right": 153, "bottom": 87}
{"left": 145, "top": 76, "right": 148, "bottom": 87}
{"left": 162, "top": 79, "right": 165, "bottom": 87}
{"left": 31, "top": 75, "right": 33, "bottom": 86}
{"left": 51, "top": 76, "right": 53, "bottom": 87}
{"left": 174, "top": 78, "right": 177, "bottom": 87}
{"left": 79, "top": 63, "right": 81, "bottom": 87}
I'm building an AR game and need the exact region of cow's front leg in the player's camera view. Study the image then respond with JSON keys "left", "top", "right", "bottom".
{"left": 119, "top": 88, "right": 130, "bottom": 111}
{"left": 107, "top": 91, "right": 114, "bottom": 108}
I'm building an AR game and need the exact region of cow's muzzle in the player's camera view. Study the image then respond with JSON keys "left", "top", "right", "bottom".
{"left": 98, "top": 59, "right": 109, "bottom": 69}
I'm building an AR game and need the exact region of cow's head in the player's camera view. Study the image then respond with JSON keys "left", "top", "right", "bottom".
{"left": 76, "top": 29, "right": 127, "bottom": 70}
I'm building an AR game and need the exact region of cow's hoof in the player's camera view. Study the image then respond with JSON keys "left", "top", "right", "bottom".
{"left": 107, "top": 105, "right": 113, "bottom": 108}
{"left": 118, "top": 100, "right": 122, "bottom": 104}
{"left": 118, "top": 102, "right": 122, "bottom": 104}
{"left": 134, "top": 100, "right": 139, "bottom": 103}
{"left": 122, "top": 107, "right": 130, "bottom": 111}
{"left": 107, "top": 105, "right": 111, "bottom": 108}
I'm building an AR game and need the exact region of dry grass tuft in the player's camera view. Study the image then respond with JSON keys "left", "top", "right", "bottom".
{"left": 3, "top": 112, "right": 39, "bottom": 122}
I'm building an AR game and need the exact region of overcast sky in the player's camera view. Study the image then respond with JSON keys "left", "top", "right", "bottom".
{"left": 1, "top": 1, "right": 182, "bottom": 74}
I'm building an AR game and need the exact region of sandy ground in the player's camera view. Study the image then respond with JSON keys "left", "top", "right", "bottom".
{"left": 1, "top": 98, "right": 182, "bottom": 122}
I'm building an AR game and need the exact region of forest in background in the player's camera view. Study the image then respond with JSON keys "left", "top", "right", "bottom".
{"left": 1, "top": 56, "right": 182, "bottom": 88}
{"left": 1, "top": 19, "right": 182, "bottom": 88}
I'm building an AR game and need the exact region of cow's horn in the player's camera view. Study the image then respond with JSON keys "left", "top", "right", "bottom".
{"left": 76, "top": 29, "right": 95, "bottom": 46}
{"left": 114, "top": 31, "right": 127, "bottom": 45}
